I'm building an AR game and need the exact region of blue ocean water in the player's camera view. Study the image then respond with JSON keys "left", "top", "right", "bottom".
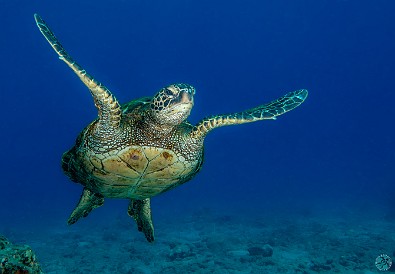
{"left": 1, "top": 0, "right": 394, "bottom": 272}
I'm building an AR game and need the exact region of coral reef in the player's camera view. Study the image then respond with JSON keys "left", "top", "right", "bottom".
{"left": 0, "top": 235, "right": 43, "bottom": 274}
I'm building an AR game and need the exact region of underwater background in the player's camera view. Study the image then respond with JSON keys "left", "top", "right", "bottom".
{"left": 1, "top": 0, "right": 394, "bottom": 273}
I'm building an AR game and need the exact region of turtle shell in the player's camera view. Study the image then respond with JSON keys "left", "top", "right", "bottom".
{"left": 63, "top": 145, "right": 202, "bottom": 199}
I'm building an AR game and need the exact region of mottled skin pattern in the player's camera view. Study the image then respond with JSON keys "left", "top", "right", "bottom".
{"left": 34, "top": 14, "right": 308, "bottom": 243}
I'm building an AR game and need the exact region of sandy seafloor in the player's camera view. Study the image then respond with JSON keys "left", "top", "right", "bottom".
{"left": 3, "top": 206, "right": 394, "bottom": 274}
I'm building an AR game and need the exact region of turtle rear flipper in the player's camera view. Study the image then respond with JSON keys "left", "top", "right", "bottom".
{"left": 128, "top": 199, "right": 155, "bottom": 242}
{"left": 68, "top": 188, "right": 104, "bottom": 225}
{"left": 191, "top": 89, "right": 308, "bottom": 139}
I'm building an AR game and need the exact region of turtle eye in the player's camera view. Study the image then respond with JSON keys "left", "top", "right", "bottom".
{"left": 164, "top": 88, "right": 175, "bottom": 98}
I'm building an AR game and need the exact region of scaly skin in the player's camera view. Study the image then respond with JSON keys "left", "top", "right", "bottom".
{"left": 191, "top": 89, "right": 308, "bottom": 139}
{"left": 35, "top": 14, "right": 308, "bottom": 243}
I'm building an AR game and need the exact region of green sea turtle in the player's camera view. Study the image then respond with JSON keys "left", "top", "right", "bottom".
{"left": 34, "top": 14, "right": 308, "bottom": 242}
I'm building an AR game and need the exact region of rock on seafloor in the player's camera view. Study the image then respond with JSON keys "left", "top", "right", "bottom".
{"left": 248, "top": 244, "right": 274, "bottom": 257}
{"left": 0, "top": 235, "right": 43, "bottom": 274}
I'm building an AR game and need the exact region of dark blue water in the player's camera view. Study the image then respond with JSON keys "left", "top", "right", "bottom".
{"left": 1, "top": 0, "right": 394, "bottom": 245}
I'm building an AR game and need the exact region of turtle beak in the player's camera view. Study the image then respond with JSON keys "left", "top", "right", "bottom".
{"left": 180, "top": 90, "right": 194, "bottom": 105}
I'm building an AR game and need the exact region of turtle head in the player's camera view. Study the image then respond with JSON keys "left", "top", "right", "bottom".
{"left": 150, "top": 83, "right": 195, "bottom": 126}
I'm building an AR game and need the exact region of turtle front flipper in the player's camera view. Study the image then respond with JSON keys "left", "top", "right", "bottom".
{"left": 191, "top": 89, "right": 308, "bottom": 139}
{"left": 34, "top": 14, "right": 122, "bottom": 132}
{"left": 68, "top": 188, "right": 104, "bottom": 225}
{"left": 128, "top": 199, "right": 155, "bottom": 242}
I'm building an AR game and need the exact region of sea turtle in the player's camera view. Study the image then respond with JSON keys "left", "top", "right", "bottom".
{"left": 34, "top": 14, "right": 308, "bottom": 242}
